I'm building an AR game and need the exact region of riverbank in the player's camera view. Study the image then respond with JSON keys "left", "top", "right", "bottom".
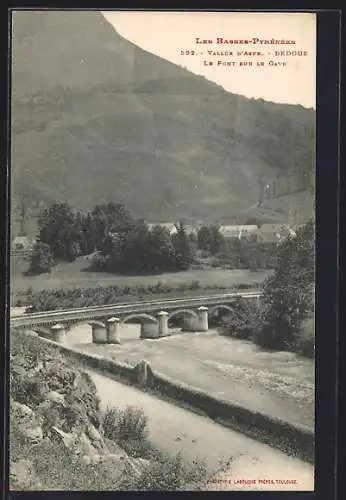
{"left": 71, "top": 327, "right": 314, "bottom": 431}
{"left": 10, "top": 328, "right": 314, "bottom": 491}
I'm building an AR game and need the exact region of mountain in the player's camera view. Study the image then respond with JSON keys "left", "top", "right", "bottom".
{"left": 10, "top": 10, "right": 315, "bottom": 224}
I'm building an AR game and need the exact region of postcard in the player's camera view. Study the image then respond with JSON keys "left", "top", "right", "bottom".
{"left": 7, "top": 9, "right": 327, "bottom": 493}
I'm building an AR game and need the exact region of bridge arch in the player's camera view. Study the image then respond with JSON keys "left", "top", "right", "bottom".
{"left": 121, "top": 313, "right": 158, "bottom": 325}
{"left": 66, "top": 320, "right": 106, "bottom": 331}
{"left": 208, "top": 305, "right": 234, "bottom": 317}
{"left": 31, "top": 326, "right": 52, "bottom": 338}
{"left": 167, "top": 309, "right": 199, "bottom": 322}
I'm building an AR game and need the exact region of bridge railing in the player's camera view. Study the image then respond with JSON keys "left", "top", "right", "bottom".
{"left": 19, "top": 291, "right": 261, "bottom": 316}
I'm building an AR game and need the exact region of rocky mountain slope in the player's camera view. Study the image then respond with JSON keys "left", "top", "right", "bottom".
{"left": 11, "top": 11, "right": 315, "bottom": 223}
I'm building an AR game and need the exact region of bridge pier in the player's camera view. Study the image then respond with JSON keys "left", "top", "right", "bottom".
{"left": 198, "top": 306, "right": 209, "bottom": 332}
{"left": 157, "top": 311, "right": 169, "bottom": 337}
{"left": 92, "top": 324, "right": 107, "bottom": 344}
{"left": 50, "top": 323, "right": 67, "bottom": 344}
{"left": 106, "top": 317, "right": 120, "bottom": 344}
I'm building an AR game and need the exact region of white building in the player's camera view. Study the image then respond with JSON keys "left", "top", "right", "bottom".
{"left": 219, "top": 225, "right": 258, "bottom": 239}
{"left": 12, "top": 235, "right": 34, "bottom": 252}
{"left": 147, "top": 222, "right": 178, "bottom": 236}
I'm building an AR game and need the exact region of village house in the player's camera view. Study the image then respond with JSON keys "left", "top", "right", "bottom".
{"left": 219, "top": 224, "right": 258, "bottom": 239}
{"left": 145, "top": 221, "right": 300, "bottom": 243}
{"left": 218, "top": 223, "right": 299, "bottom": 243}
{"left": 12, "top": 235, "right": 35, "bottom": 253}
{"left": 256, "top": 223, "right": 298, "bottom": 242}
{"left": 146, "top": 222, "right": 178, "bottom": 236}
{"left": 146, "top": 222, "right": 200, "bottom": 237}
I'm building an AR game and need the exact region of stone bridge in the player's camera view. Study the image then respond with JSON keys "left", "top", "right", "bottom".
{"left": 10, "top": 291, "right": 261, "bottom": 344}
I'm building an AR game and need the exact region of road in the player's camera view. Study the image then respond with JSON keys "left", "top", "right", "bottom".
{"left": 87, "top": 369, "right": 314, "bottom": 491}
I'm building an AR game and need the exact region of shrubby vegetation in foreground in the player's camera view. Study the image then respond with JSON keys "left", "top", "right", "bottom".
{"left": 10, "top": 330, "right": 210, "bottom": 491}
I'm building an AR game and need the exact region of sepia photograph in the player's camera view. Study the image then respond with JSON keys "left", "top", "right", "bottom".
{"left": 9, "top": 9, "right": 317, "bottom": 492}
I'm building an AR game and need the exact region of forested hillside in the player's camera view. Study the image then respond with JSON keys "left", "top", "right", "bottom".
{"left": 11, "top": 11, "right": 315, "bottom": 223}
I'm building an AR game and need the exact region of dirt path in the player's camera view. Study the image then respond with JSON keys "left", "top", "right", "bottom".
{"left": 87, "top": 369, "right": 314, "bottom": 491}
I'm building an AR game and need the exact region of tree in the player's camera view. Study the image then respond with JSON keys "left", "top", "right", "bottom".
{"left": 80, "top": 212, "right": 97, "bottom": 255}
{"left": 197, "top": 225, "right": 224, "bottom": 255}
{"left": 100, "top": 222, "right": 180, "bottom": 275}
{"left": 91, "top": 203, "right": 135, "bottom": 252}
{"left": 27, "top": 242, "right": 55, "bottom": 275}
{"left": 117, "top": 221, "right": 151, "bottom": 274}
{"left": 148, "top": 225, "right": 176, "bottom": 273}
{"left": 101, "top": 220, "right": 151, "bottom": 274}
{"left": 255, "top": 219, "right": 315, "bottom": 349}
{"left": 208, "top": 225, "right": 225, "bottom": 254}
{"left": 38, "top": 203, "right": 80, "bottom": 262}
{"left": 197, "top": 226, "right": 211, "bottom": 252}
{"left": 73, "top": 210, "right": 91, "bottom": 255}
{"left": 188, "top": 231, "right": 198, "bottom": 245}
{"left": 172, "top": 223, "right": 193, "bottom": 270}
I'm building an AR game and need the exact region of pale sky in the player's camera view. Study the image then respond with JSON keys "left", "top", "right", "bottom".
{"left": 102, "top": 11, "right": 316, "bottom": 109}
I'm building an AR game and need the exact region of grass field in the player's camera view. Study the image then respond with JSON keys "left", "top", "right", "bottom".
{"left": 11, "top": 255, "right": 271, "bottom": 298}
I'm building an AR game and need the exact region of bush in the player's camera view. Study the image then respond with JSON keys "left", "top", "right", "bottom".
{"left": 237, "top": 283, "right": 252, "bottom": 290}
{"left": 26, "top": 242, "right": 55, "bottom": 276}
{"left": 17, "top": 437, "right": 124, "bottom": 490}
{"left": 219, "top": 299, "right": 263, "bottom": 340}
{"left": 11, "top": 374, "right": 50, "bottom": 408}
{"left": 294, "top": 316, "right": 315, "bottom": 358}
{"left": 102, "top": 406, "right": 154, "bottom": 458}
{"left": 32, "top": 439, "right": 84, "bottom": 489}
{"left": 121, "top": 451, "right": 208, "bottom": 491}
{"left": 252, "top": 316, "right": 293, "bottom": 350}
{"left": 187, "top": 280, "right": 201, "bottom": 291}
{"left": 89, "top": 252, "right": 108, "bottom": 271}
{"left": 102, "top": 406, "right": 149, "bottom": 446}
{"left": 22, "top": 282, "right": 235, "bottom": 312}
